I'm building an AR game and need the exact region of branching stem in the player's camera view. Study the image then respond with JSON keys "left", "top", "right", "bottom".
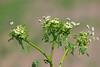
{"left": 50, "top": 44, "right": 55, "bottom": 67}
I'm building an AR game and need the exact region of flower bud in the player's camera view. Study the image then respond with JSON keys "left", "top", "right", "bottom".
{"left": 86, "top": 25, "right": 90, "bottom": 29}
{"left": 10, "top": 21, "right": 14, "bottom": 25}
{"left": 91, "top": 27, "right": 94, "bottom": 31}
{"left": 66, "top": 17, "right": 71, "bottom": 21}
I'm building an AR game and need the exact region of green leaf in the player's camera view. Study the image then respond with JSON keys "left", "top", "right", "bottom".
{"left": 32, "top": 60, "right": 39, "bottom": 67}
{"left": 68, "top": 42, "right": 75, "bottom": 55}
{"left": 65, "top": 42, "right": 75, "bottom": 55}
{"left": 17, "top": 39, "right": 24, "bottom": 49}
{"left": 79, "top": 46, "right": 87, "bottom": 55}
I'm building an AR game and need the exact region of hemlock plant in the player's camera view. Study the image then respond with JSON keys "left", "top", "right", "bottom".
{"left": 8, "top": 16, "right": 99, "bottom": 67}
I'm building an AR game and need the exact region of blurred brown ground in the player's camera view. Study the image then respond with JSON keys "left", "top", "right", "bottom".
{"left": 0, "top": 0, "right": 100, "bottom": 67}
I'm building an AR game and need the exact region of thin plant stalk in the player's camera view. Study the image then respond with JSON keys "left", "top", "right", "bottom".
{"left": 23, "top": 39, "right": 50, "bottom": 62}
{"left": 50, "top": 61, "right": 53, "bottom": 67}
{"left": 59, "top": 49, "right": 69, "bottom": 67}
{"left": 50, "top": 44, "right": 55, "bottom": 67}
{"left": 50, "top": 44, "right": 55, "bottom": 59}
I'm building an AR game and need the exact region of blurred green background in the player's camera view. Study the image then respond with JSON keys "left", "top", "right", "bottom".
{"left": 0, "top": 0, "right": 100, "bottom": 67}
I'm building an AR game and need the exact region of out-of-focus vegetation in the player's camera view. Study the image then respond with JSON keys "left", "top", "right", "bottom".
{"left": 0, "top": 0, "right": 100, "bottom": 67}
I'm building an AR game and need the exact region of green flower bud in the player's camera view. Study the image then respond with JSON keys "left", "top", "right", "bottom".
{"left": 9, "top": 25, "right": 28, "bottom": 49}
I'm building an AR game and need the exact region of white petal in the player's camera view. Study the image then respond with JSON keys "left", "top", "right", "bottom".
{"left": 10, "top": 21, "right": 14, "bottom": 25}
{"left": 71, "top": 21, "right": 76, "bottom": 26}
{"left": 38, "top": 19, "right": 42, "bottom": 22}
{"left": 76, "top": 23, "right": 80, "bottom": 26}
{"left": 96, "top": 37, "right": 99, "bottom": 40}
{"left": 92, "top": 27, "right": 94, "bottom": 31}
{"left": 89, "top": 39, "right": 92, "bottom": 42}
{"left": 86, "top": 25, "right": 90, "bottom": 29}
{"left": 66, "top": 17, "right": 71, "bottom": 21}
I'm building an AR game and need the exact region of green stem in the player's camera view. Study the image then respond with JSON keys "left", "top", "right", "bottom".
{"left": 51, "top": 44, "right": 54, "bottom": 59}
{"left": 59, "top": 49, "right": 69, "bottom": 67}
{"left": 24, "top": 39, "right": 49, "bottom": 61}
{"left": 50, "top": 61, "right": 53, "bottom": 67}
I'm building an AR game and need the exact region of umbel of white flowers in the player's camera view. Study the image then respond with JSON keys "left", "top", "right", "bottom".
{"left": 86, "top": 24, "right": 99, "bottom": 42}
{"left": 40, "top": 16, "right": 80, "bottom": 47}
{"left": 9, "top": 16, "right": 99, "bottom": 54}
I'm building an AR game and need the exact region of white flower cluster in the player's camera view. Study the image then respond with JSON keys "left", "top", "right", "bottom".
{"left": 43, "top": 16, "right": 51, "bottom": 21}
{"left": 41, "top": 16, "right": 60, "bottom": 24}
{"left": 86, "top": 25, "right": 99, "bottom": 42}
{"left": 71, "top": 21, "right": 80, "bottom": 26}
{"left": 9, "top": 24, "right": 27, "bottom": 40}
{"left": 41, "top": 16, "right": 81, "bottom": 46}
{"left": 12, "top": 25, "right": 24, "bottom": 35}
{"left": 50, "top": 19, "right": 59, "bottom": 24}
{"left": 64, "top": 17, "right": 80, "bottom": 29}
{"left": 64, "top": 22, "right": 73, "bottom": 29}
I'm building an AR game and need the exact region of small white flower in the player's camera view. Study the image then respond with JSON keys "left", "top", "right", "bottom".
{"left": 38, "top": 19, "right": 42, "bottom": 22}
{"left": 54, "top": 18, "right": 59, "bottom": 20}
{"left": 55, "top": 20, "right": 59, "bottom": 23}
{"left": 42, "top": 16, "right": 46, "bottom": 19}
{"left": 91, "top": 27, "right": 94, "bottom": 31}
{"left": 76, "top": 23, "right": 80, "bottom": 26}
{"left": 96, "top": 37, "right": 99, "bottom": 40}
{"left": 71, "top": 21, "right": 80, "bottom": 26}
{"left": 91, "top": 32, "right": 95, "bottom": 36}
{"left": 89, "top": 39, "right": 92, "bottom": 42}
{"left": 66, "top": 17, "right": 71, "bottom": 21}
{"left": 13, "top": 29, "right": 20, "bottom": 34}
{"left": 65, "top": 22, "right": 73, "bottom": 28}
{"left": 71, "top": 21, "right": 76, "bottom": 26}
{"left": 86, "top": 25, "right": 90, "bottom": 29}
{"left": 44, "top": 16, "right": 51, "bottom": 21}
{"left": 10, "top": 21, "right": 14, "bottom": 25}
{"left": 46, "top": 16, "right": 51, "bottom": 19}
{"left": 51, "top": 20, "right": 59, "bottom": 23}
{"left": 17, "top": 26, "right": 21, "bottom": 31}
